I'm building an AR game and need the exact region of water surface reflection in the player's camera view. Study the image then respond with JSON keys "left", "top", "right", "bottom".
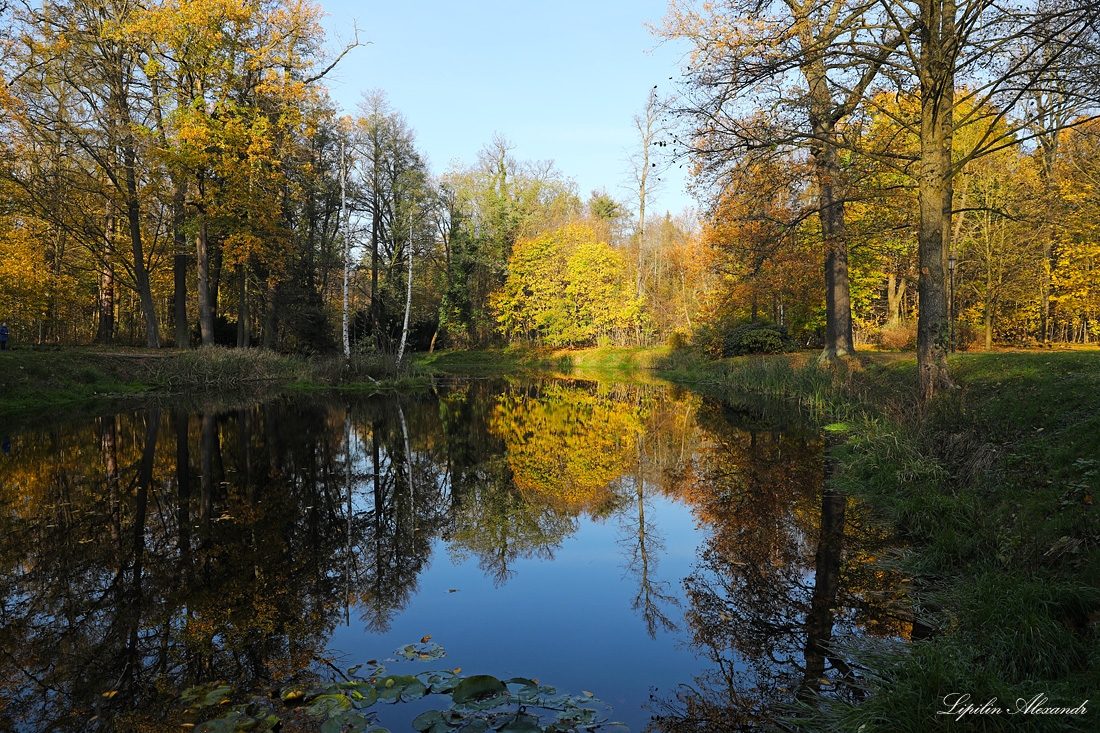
{"left": 0, "top": 378, "right": 908, "bottom": 731}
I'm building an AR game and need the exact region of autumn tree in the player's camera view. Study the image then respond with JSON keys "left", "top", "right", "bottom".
{"left": 491, "top": 223, "right": 645, "bottom": 347}
{"left": 865, "top": 0, "right": 1100, "bottom": 396}
{"left": 438, "top": 136, "right": 579, "bottom": 345}
{"left": 8, "top": 0, "right": 167, "bottom": 347}
{"left": 140, "top": 0, "right": 351, "bottom": 348}
{"left": 663, "top": 0, "right": 911, "bottom": 361}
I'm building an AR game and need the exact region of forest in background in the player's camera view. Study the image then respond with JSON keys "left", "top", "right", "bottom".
{"left": 1, "top": 0, "right": 1099, "bottom": 367}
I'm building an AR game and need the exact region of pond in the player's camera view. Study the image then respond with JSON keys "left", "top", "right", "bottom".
{"left": 0, "top": 376, "right": 911, "bottom": 731}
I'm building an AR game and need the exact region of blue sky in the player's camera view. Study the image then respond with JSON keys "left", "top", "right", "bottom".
{"left": 318, "top": 0, "right": 696, "bottom": 217}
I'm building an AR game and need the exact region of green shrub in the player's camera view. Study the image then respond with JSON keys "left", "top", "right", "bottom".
{"left": 721, "top": 322, "right": 797, "bottom": 357}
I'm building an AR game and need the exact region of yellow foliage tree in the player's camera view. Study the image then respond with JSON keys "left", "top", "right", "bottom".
{"left": 491, "top": 222, "right": 644, "bottom": 346}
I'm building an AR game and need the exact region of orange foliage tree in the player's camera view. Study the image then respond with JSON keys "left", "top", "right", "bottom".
{"left": 695, "top": 160, "right": 823, "bottom": 352}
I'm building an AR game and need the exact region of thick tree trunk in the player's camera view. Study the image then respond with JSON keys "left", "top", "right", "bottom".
{"left": 121, "top": 143, "right": 160, "bottom": 348}
{"left": 887, "top": 273, "right": 906, "bottom": 326}
{"left": 112, "top": 68, "right": 160, "bottom": 349}
{"left": 916, "top": 0, "right": 957, "bottom": 402}
{"left": 816, "top": 125, "right": 855, "bottom": 360}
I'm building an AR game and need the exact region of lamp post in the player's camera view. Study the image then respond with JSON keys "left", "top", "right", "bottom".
{"left": 948, "top": 252, "right": 958, "bottom": 353}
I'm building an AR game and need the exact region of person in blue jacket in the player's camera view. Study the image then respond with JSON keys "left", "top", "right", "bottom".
{"left": 0, "top": 322, "right": 8, "bottom": 351}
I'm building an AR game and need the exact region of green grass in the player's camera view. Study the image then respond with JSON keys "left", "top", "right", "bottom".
{"left": 0, "top": 348, "right": 154, "bottom": 416}
{"left": 0, "top": 346, "right": 426, "bottom": 424}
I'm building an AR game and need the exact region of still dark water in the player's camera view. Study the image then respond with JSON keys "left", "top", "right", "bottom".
{"left": 0, "top": 377, "right": 909, "bottom": 732}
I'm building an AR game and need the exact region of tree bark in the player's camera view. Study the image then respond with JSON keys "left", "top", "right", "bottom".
{"left": 97, "top": 200, "right": 115, "bottom": 345}
{"left": 236, "top": 263, "right": 250, "bottom": 348}
{"left": 397, "top": 239, "right": 413, "bottom": 366}
{"left": 195, "top": 181, "right": 215, "bottom": 347}
{"left": 174, "top": 253, "right": 188, "bottom": 348}
{"left": 112, "top": 71, "right": 160, "bottom": 349}
{"left": 916, "top": 0, "right": 957, "bottom": 402}
{"left": 262, "top": 279, "right": 278, "bottom": 349}
{"left": 816, "top": 122, "right": 855, "bottom": 360}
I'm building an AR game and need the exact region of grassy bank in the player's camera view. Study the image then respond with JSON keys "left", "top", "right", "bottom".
{"left": 656, "top": 348, "right": 1100, "bottom": 731}
{"left": 0, "top": 346, "right": 425, "bottom": 422}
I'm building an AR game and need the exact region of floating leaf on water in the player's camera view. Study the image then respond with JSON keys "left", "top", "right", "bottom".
{"left": 183, "top": 683, "right": 236, "bottom": 708}
{"left": 503, "top": 678, "right": 537, "bottom": 688}
{"left": 496, "top": 712, "right": 542, "bottom": 733}
{"left": 305, "top": 694, "right": 353, "bottom": 717}
{"left": 319, "top": 711, "right": 376, "bottom": 733}
{"left": 195, "top": 717, "right": 244, "bottom": 733}
{"left": 396, "top": 641, "right": 446, "bottom": 662}
{"left": 376, "top": 675, "right": 428, "bottom": 703}
{"left": 411, "top": 710, "right": 443, "bottom": 732}
{"left": 279, "top": 685, "right": 310, "bottom": 704}
{"left": 451, "top": 675, "right": 508, "bottom": 707}
{"left": 420, "top": 635, "right": 432, "bottom": 643}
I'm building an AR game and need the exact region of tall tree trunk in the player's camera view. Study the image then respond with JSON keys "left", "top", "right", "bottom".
{"left": 1039, "top": 138, "right": 1057, "bottom": 342}
{"left": 397, "top": 241, "right": 413, "bottom": 366}
{"left": 152, "top": 74, "right": 190, "bottom": 350}
{"left": 195, "top": 180, "right": 215, "bottom": 347}
{"left": 262, "top": 279, "right": 278, "bottom": 349}
{"left": 236, "top": 263, "right": 250, "bottom": 348}
{"left": 97, "top": 199, "right": 115, "bottom": 345}
{"left": 123, "top": 165, "right": 160, "bottom": 348}
{"left": 174, "top": 253, "right": 188, "bottom": 348}
{"left": 916, "top": 0, "right": 957, "bottom": 402}
{"left": 114, "top": 77, "right": 160, "bottom": 348}
{"left": 371, "top": 189, "right": 381, "bottom": 349}
{"left": 887, "top": 273, "right": 906, "bottom": 326}
{"left": 816, "top": 123, "right": 855, "bottom": 360}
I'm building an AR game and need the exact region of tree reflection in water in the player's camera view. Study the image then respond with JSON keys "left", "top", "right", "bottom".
{"left": 0, "top": 379, "right": 909, "bottom": 731}
{"left": 649, "top": 401, "right": 911, "bottom": 732}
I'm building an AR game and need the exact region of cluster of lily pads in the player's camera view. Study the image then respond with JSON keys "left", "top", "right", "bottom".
{"left": 180, "top": 640, "right": 629, "bottom": 732}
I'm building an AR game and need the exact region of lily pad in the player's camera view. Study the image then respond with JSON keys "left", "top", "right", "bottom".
{"left": 396, "top": 641, "right": 446, "bottom": 662}
{"left": 495, "top": 712, "right": 541, "bottom": 732}
{"left": 195, "top": 712, "right": 261, "bottom": 733}
{"left": 412, "top": 709, "right": 458, "bottom": 733}
{"left": 319, "top": 711, "right": 380, "bottom": 733}
{"left": 279, "top": 684, "right": 312, "bottom": 704}
{"left": 376, "top": 674, "right": 428, "bottom": 703}
{"left": 306, "top": 694, "right": 353, "bottom": 717}
{"left": 451, "top": 675, "right": 507, "bottom": 705}
{"left": 183, "top": 683, "right": 235, "bottom": 708}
